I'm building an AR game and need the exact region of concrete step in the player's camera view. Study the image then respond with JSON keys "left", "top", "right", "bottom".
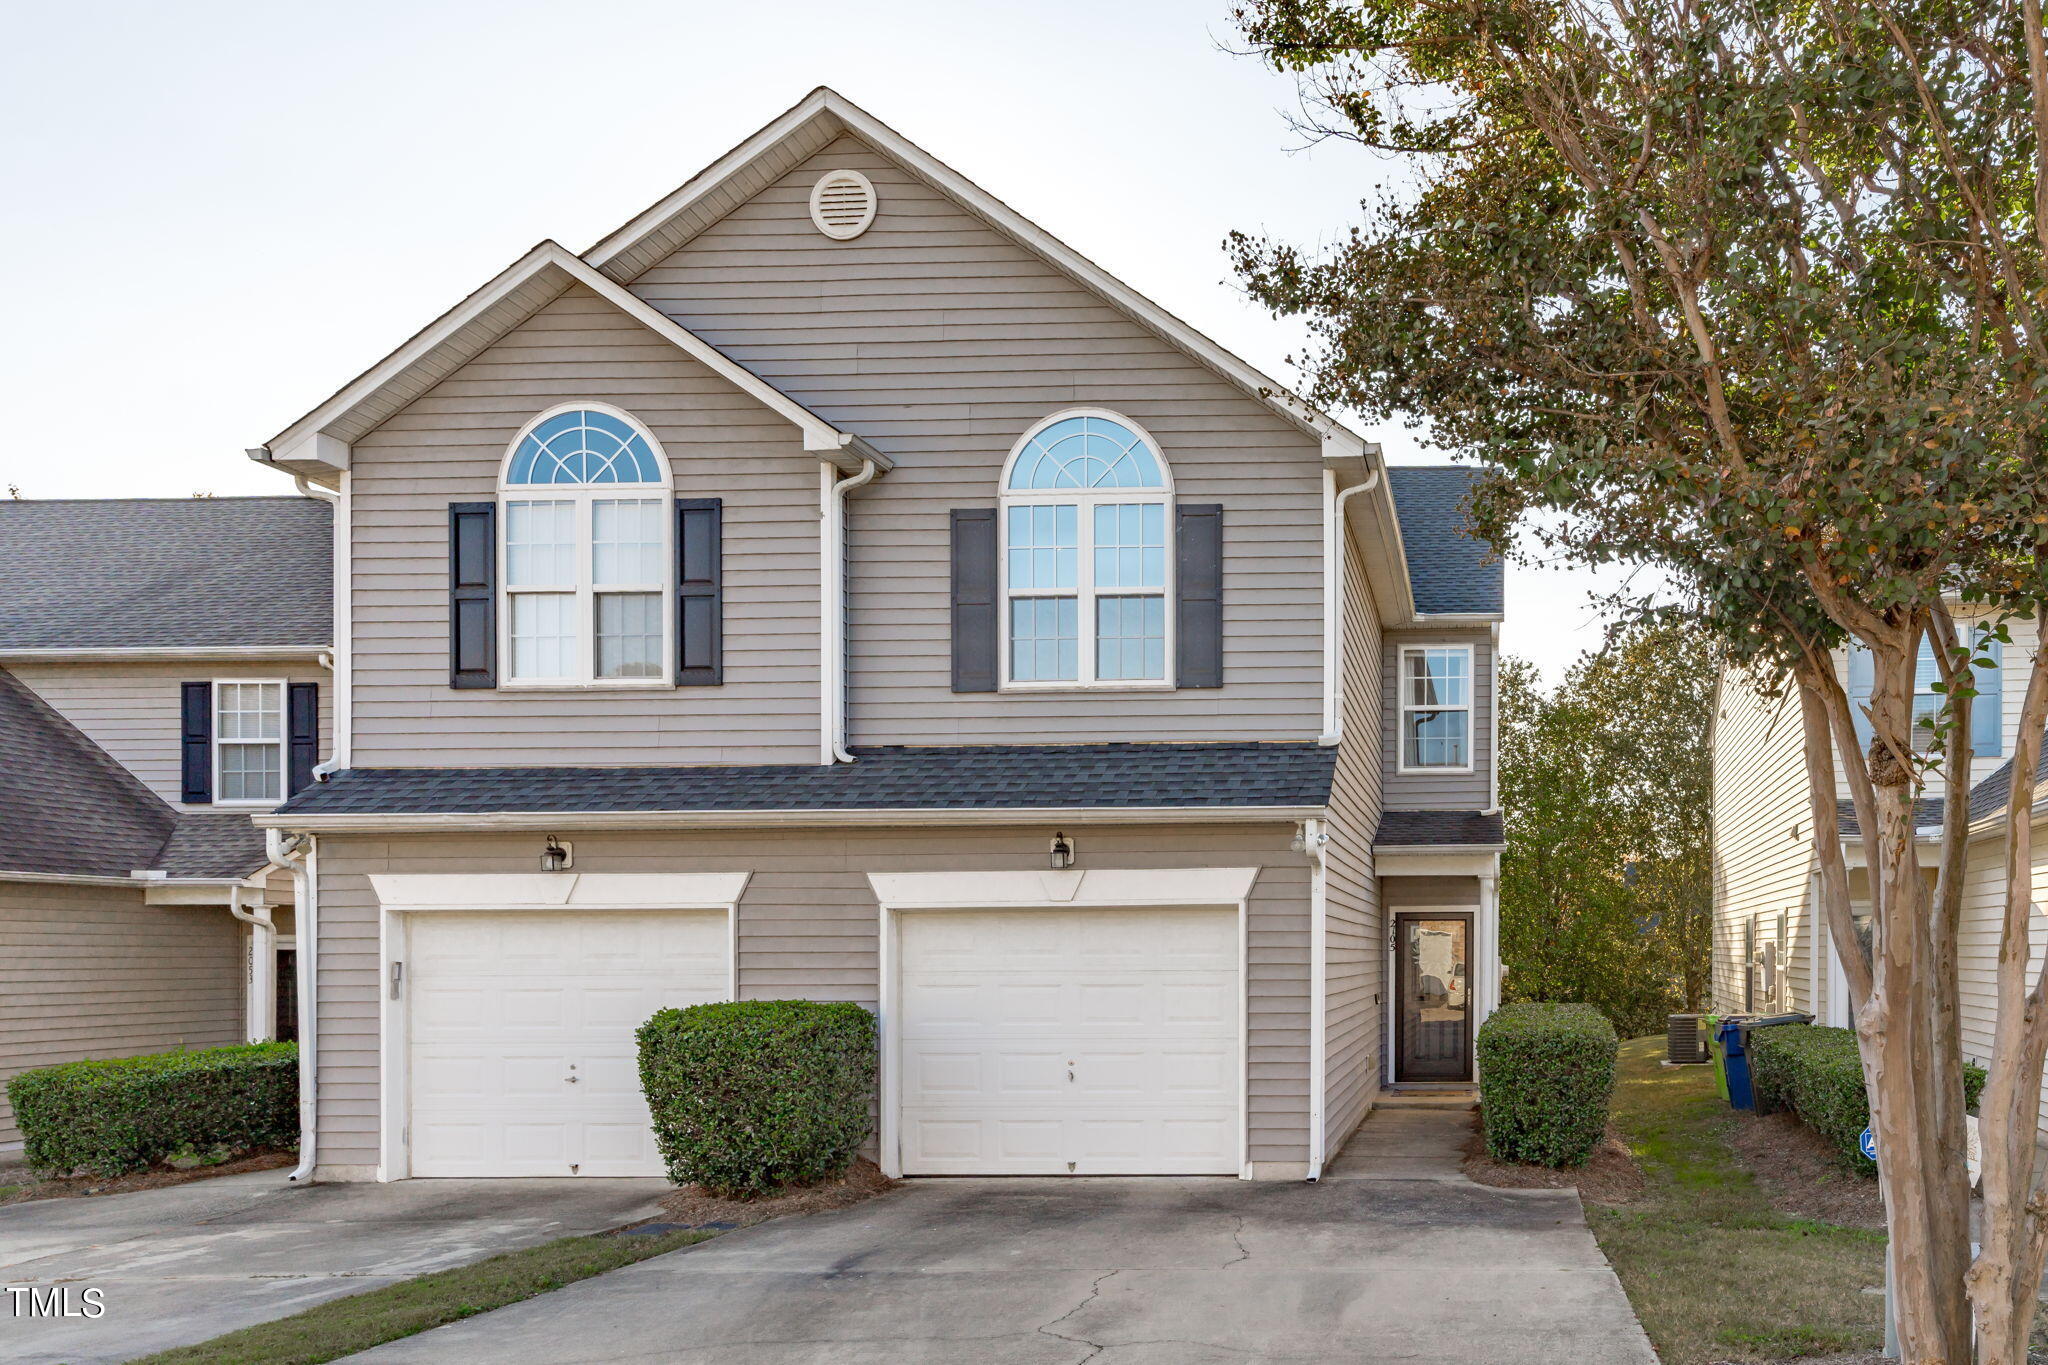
{"left": 1375, "top": 1087, "right": 1478, "bottom": 1110}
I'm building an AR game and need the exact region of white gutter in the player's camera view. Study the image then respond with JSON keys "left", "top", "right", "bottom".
{"left": 225, "top": 884, "right": 277, "bottom": 1043}
{"left": 0, "top": 870, "right": 143, "bottom": 887}
{"left": 268, "top": 828, "right": 318, "bottom": 1183}
{"left": 820, "top": 458, "right": 879, "bottom": 764}
{"left": 1320, "top": 466, "right": 1382, "bottom": 745}
{"left": 0, "top": 646, "right": 325, "bottom": 664}
{"left": 255, "top": 804, "right": 1329, "bottom": 834}
{"left": 1300, "top": 818, "right": 1330, "bottom": 1180}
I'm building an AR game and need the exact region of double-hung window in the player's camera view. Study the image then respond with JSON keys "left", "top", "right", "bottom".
{"left": 1847, "top": 626, "right": 2003, "bottom": 756}
{"left": 1000, "top": 411, "right": 1173, "bottom": 686}
{"left": 214, "top": 681, "right": 285, "bottom": 805}
{"left": 1399, "top": 645, "right": 1473, "bottom": 770}
{"left": 499, "top": 405, "right": 672, "bottom": 685}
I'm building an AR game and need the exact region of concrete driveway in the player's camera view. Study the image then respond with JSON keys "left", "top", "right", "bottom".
{"left": 0, "top": 1168, "right": 666, "bottom": 1365}
{"left": 350, "top": 1109, "right": 1657, "bottom": 1364}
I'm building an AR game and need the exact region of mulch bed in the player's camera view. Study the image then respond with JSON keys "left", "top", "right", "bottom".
{"left": 651, "top": 1157, "right": 898, "bottom": 1232}
{"left": 1460, "top": 1113, "right": 1647, "bottom": 1205}
{"left": 1721, "top": 1109, "right": 1885, "bottom": 1230}
{"left": 0, "top": 1150, "right": 295, "bottom": 1207}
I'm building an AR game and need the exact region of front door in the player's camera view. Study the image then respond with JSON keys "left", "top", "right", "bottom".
{"left": 1395, "top": 913, "right": 1472, "bottom": 1082}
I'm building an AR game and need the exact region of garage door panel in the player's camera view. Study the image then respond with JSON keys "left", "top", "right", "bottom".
{"left": 407, "top": 910, "right": 728, "bottom": 1178}
{"left": 898, "top": 908, "right": 1240, "bottom": 1176}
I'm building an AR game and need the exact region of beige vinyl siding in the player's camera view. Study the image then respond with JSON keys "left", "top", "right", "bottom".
{"left": 1385, "top": 877, "right": 1482, "bottom": 909}
{"left": 1710, "top": 671, "right": 1815, "bottom": 1015}
{"left": 310, "top": 822, "right": 1310, "bottom": 1175}
{"left": 10, "top": 661, "right": 330, "bottom": 808}
{"left": 623, "top": 134, "right": 1326, "bottom": 744}
{"left": 345, "top": 285, "right": 822, "bottom": 767}
{"left": 1322, "top": 536, "right": 1385, "bottom": 1149}
{"left": 1381, "top": 630, "right": 1494, "bottom": 810}
{"left": 0, "top": 879, "right": 243, "bottom": 1148}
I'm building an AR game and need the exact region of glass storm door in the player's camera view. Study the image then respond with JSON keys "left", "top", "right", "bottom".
{"left": 1396, "top": 915, "right": 1472, "bottom": 1082}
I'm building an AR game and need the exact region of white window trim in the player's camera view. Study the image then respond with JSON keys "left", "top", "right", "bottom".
{"left": 996, "top": 408, "right": 1176, "bottom": 692}
{"left": 211, "top": 677, "right": 288, "bottom": 809}
{"left": 1396, "top": 643, "right": 1476, "bottom": 775}
{"left": 496, "top": 402, "right": 674, "bottom": 689}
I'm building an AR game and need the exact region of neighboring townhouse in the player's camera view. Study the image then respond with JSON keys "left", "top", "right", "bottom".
{"left": 248, "top": 87, "right": 1505, "bottom": 1183}
{"left": 1712, "top": 615, "right": 2048, "bottom": 1123}
{"left": 0, "top": 497, "right": 331, "bottom": 1150}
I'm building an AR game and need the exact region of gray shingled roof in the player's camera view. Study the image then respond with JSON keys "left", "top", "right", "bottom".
{"left": 1387, "top": 466, "right": 1505, "bottom": 615}
{"left": 1374, "top": 809, "right": 1504, "bottom": 848}
{"left": 0, "top": 667, "right": 172, "bottom": 877}
{"left": 0, "top": 498, "right": 331, "bottom": 649}
{"left": 157, "top": 813, "right": 270, "bottom": 879}
{"left": 1837, "top": 740, "right": 2048, "bottom": 837}
{"left": 278, "top": 743, "right": 1338, "bottom": 817}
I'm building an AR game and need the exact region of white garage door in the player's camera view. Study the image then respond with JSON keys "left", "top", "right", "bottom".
{"left": 407, "top": 910, "right": 729, "bottom": 1177}
{"left": 897, "top": 907, "right": 1239, "bottom": 1175}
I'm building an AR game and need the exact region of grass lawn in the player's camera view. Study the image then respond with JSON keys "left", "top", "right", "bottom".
{"left": 1591, "top": 1035, "right": 1887, "bottom": 1364}
{"left": 126, "top": 1226, "right": 718, "bottom": 1365}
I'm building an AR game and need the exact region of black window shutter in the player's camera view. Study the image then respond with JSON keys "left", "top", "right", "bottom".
{"left": 676, "top": 498, "right": 723, "bottom": 686}
{"left": 1176, "top": 504, "right": 1224, "bottom": 689}
{"left": 180, "top": 682, "right": 213, "bottom": 804}
{"left": 287, "top": 682, "right": 319, "bottom": 794}
{"left": 448, "top": 502, "right": 496, "bottom": 689}
{"left": 950, "top": 508, "right": 999, "bottom": 692}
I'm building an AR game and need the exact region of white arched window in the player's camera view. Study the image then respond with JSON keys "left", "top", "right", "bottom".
{"left": 999, "top": 411, "right": 1173, "bottom": 686}
{"left": 499, "top": 404, "right": 672, "bottom": 684}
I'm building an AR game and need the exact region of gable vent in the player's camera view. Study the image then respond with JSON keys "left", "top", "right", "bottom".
{"left": 809, "top": 170, "right": 877, "bottom": 240}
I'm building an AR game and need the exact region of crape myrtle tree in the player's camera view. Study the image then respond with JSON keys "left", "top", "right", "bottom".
{"left": 1228, "top": 0, "right": 2048, "bottom": 1358}
{"left": 1498, "top": 624, "right": 1715, "bottom": 1035}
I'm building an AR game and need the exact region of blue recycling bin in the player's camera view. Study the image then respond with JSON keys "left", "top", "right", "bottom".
{"left": 1716, "top": 1017, "right": 1756, "bottom": 1110}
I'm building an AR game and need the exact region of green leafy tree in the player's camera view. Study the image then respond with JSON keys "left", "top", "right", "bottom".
{"left": 1498, "top": 625, "right": 1714, "bottom": 1037}
{"left": 1229, "top": 0, "right": 2048, "bottom": 1355}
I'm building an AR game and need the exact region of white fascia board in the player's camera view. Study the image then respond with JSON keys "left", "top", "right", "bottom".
{"left": 586, "top": 87, "right": 1363, "bottom": 449}
{"left": 1413, "top": 612, "right": 1507, "bottom": 626}
{"left": 868, "top": 866, "right": 1261, "bottom": 908}
{"left": 1375, "top": 848, "right": 1503, "bottom": 876}
{"left": 0, "top": 646, "right": 329, "bottom": 664}
{"left": 255, "top": 241, "right": 886, "bottom": 476}
{"left": 0, "top": 870, "right": 144, "bottom": 888}
{"left": 368, "top": 871, "right": 750, "bottom": 911}
{"left": 1328, "top": 441, "right": 1418, "bottom": 626}
{"left": 256, "top": 804, "right": 1324, "bottom": 834}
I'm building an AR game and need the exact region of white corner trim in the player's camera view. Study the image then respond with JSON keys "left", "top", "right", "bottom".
{"left": 367, "top": 871, "right": 752, "bottom": 912}
{"left": 866, "top": 866, "right": 1260, "bottom": 909}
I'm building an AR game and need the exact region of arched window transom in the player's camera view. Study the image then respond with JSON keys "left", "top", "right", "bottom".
{"left": 499, "top": 405, "right": 672, "bottom": 685}
{"left": 999, "top": 411, "right": 1173, "bottom": 687}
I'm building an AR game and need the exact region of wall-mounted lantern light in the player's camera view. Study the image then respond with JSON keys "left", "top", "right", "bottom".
{"left": 1049, "top": 832, "right": 1075, "bottom": 870}
{"left": 541, "top": 834, "right": 573, "bottom": 872}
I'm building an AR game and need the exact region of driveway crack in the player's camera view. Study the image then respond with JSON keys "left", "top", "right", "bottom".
{"left": 1222, "top": 1214, "right": 1250, "bottom": 1269}
{"left": 1035, "top": 1267, "right": 1119, "bottom": 1362}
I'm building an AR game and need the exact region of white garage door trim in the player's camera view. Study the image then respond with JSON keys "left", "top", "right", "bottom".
{"left": 870, "top": 867, "right": 1260, "bottom": 1180}
{"left": 370, "top": 872, "right": 749, "bottom": 1181}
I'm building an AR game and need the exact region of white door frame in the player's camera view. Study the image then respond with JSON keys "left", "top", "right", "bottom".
{"left": 868, "top": 867, "right": 1262, "bottom": 1181}
{"left": 368, "top": 871, "right": 750, "bottom": 1182}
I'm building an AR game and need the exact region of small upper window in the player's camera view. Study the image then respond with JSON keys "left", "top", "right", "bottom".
{"left": 1400, "top": 645, "right": 1473, "bottom": 770}
{"left": 499, "top": 405, "right": 672, "bottom": 685}
{"left": 999, "top": 412, "right": 1173, "bottom": 687}
{"left": 215, "top": 681, "right": 284, "bottom": 804}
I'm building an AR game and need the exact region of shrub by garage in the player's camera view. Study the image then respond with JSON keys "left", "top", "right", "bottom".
{"left": 637, "top": 1000, "right": 877, "bottom": 1198}
{"left": 1746, "top": 1023, "right": 1985, "bottom": 1174}
{"left": 7, "top": 1043, "right": 298, "bottom": 1177}
{"left": 1476, "top": 1002, "right": 1618, "bottom": 1167}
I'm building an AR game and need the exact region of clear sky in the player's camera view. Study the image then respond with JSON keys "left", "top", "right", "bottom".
{"left": 0, "top": 0, "right": 1636, "bottom": 681}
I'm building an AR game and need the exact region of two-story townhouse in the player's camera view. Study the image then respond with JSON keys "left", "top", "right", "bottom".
{"left": 251, "top": 88, "right": 1505, "bottom": 1184}
{"left": 0, "top": 497, "right": 331, "bottom": 1151}
{"left": 1712, "top": 613, "right": 2048, "bottom": 1128}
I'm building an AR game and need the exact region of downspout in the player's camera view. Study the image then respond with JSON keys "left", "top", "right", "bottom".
{"left": 225, "top": 884, "right": 277, "bottom": 1043}
{"left": 1300, "top": 818, "right": 1330, "bottom": 1181}
{"left": 1319, "top": 467, "right": 1381, "bottom": 745}
{"left": 293, "top": 473, "right": 348, "bottom": 781}
{"left": 820, "top": 458, "right": 878, "bottom": 764}
{"left": 268, "top": 827, "right": 318, "bottom": 1183}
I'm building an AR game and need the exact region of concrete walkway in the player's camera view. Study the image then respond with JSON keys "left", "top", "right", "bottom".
{"left": 0, "top": 1168, "right": 666, "bottom": 1365}
{"left": 348, "top": 1108, "right": 1656, "bottom": 1364}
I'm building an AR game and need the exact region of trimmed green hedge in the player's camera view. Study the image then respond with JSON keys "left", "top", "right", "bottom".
{"left": 1476, "top": 1003, "right": 1618, "bottom": 1167}
{"left": 1746, "top": 1023, "right": 1986, "bottom": 1174}
{"left": 637, "top": 1000, "right": 877, "bottom": 1198}
{"left": 8, "top": 1043, "right": 298, "bottom": 1177}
